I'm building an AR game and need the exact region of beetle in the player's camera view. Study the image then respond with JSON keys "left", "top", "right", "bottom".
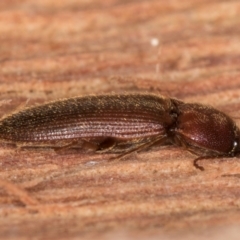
{"left": 0, "top": 94, "right": 239, "bottom": 170}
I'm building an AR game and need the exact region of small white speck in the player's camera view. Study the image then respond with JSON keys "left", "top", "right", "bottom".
{"left": 85, "top": 161, "right": 98, "bottom": 166}
{"left": 150, "top": 38, "right": 159, "bottom": 47}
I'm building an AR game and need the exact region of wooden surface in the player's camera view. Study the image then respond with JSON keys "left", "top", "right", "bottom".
{"left": 1, "top": 0, "right": 240, "bottom": 239}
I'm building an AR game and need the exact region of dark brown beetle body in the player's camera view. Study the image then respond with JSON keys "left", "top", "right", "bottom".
{"left": 0, "top": 94, "right": 175, "bottom": 142}
{"left": 0, "top": 94, "right": 239, "bottom": 170}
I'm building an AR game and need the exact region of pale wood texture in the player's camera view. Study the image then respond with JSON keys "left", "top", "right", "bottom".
{"left": 1, "top": 0, "right": 240, "bottom": 239}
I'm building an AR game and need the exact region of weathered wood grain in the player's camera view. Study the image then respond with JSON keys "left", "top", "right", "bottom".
{"left": 1, "top": 0, "right": 240, "bottom": 239}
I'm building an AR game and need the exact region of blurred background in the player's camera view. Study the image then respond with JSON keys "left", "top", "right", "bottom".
{"left": 1, "top": 1, "right": 240, "bottom": 239}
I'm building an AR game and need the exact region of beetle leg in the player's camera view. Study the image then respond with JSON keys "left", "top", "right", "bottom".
{"left": 54, "top": 139, "right": 99, "bottom": 153}
{"left": 193, "top": 156, "right": 206, "bottom": 171}
{"left": 193, "top": 155, "right": 229, "bottom": 171}
{"left": 109, "top": 135, "right": 168, "bottom": 161}
{"left": 96, "top": 138, "right": 117, "bottom": 153}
